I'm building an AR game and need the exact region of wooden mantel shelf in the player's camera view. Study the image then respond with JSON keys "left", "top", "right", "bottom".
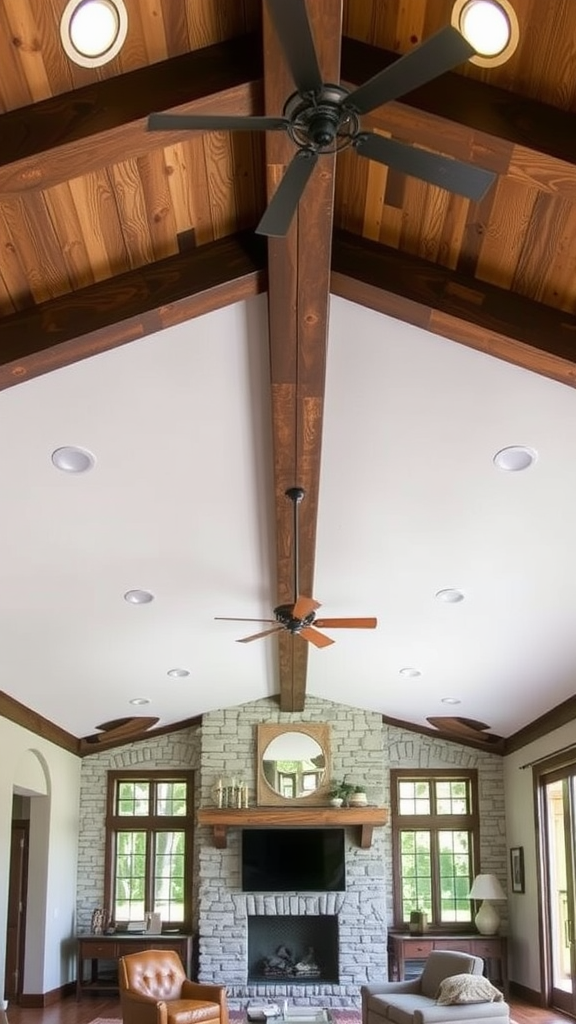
{"left": 197, "top": 806, "right": 388, "bottom": 849}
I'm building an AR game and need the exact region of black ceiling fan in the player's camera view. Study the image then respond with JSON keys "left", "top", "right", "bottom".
{"left": 148, "top": 0, "right": 495, "bottom": 237}
{"left": 215, "top": 486, "right": 377, "bottom": 647}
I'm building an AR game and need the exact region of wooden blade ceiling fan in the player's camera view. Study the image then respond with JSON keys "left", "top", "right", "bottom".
{"left": 216, "top": 487, "right": 377, "bottom": 647}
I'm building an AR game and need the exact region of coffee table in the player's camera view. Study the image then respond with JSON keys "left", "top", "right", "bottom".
{"left": 247, "top": 1008, "right": 332, "bottom": 1023}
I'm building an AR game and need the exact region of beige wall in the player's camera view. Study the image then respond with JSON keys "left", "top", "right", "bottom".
{"left": 504, "top": 719, "right": 576, "bottom": 993}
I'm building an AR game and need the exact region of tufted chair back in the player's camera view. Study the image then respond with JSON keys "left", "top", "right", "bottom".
{"left": 121, "top": 948, "right": 186, "bottom": 1000}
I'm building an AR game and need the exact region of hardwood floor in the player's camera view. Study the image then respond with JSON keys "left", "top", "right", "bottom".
{"left": 3, "top": 996, "right": 575, "bottom": 1024}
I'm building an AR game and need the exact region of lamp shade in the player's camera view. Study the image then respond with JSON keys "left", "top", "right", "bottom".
{"left": 468, "top": 873, "right": 506, "bottom": 935}
{"left": 468, "top": 873, "right": 507, "bottom": 900}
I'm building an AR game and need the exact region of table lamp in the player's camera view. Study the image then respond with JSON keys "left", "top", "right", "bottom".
{"left": 468, "top": 873, "right": 506, "bottom": 934}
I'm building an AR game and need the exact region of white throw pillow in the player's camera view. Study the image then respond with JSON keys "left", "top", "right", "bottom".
{"left": 436, "top": 974, "right": 504, "bottom": 1005}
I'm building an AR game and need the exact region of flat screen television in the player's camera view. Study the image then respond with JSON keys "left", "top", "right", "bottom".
{"left": 241, "top": 827, "right": 346, "bottom": 892}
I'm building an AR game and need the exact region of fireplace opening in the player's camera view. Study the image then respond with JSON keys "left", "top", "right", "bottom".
{"left": 247, "top": 915, "right": 338, "bottom": 984}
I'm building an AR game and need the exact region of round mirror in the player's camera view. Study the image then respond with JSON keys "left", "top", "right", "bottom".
{"left": 262, "top": 730, "right": 326, "bottom": 799}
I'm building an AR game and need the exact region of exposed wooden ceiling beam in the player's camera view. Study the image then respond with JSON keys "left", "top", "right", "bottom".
{"left": 331, "top": 229, "right": 576, "bottom": 389}
{"left": 340, "top": 37, "right": 576, "bottom": 167}
{"left": 1, "top": 227, "right": 574, "bottom": 396}
{"left": 263, "top": 0, "right": 342, "bottom": 712}
{"left": 3, "top": 33, "right": 576, "bottom": 198}
{"left": 0, "top": 232, "right": 266, "bottom": 390}
{"left": 0, "top": 35, "right": 263, "bottom": 193}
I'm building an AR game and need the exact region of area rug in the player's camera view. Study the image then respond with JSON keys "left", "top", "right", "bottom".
{"left": 88, "top": 1011, "right": 361, "bottom": 1024}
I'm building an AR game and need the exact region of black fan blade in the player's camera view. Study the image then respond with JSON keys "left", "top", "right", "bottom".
{"left": 346, "top": 26, "right": 474, "bottom": 115}
{"left": 267, "top": 0, "right": 323, "bottom": 95}
{"left": 355, "top": 133, "right": 495, "bottom": 201}
{"left": 256, "top": 150, "right": 318, "bottom": 237}
{"left": 148, "top": 112, "right": 288, "bottom": 133}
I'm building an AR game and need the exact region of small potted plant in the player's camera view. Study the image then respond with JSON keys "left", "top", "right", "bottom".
{"left": 328, "top": 778, "right": 358, "bottom": 807}
{"left": 348, "top": 785, "right": 368, "bottom": 807}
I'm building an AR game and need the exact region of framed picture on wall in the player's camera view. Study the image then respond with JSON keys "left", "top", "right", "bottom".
{"left": 510, "top": 846, "right": 525, "bottom": 893}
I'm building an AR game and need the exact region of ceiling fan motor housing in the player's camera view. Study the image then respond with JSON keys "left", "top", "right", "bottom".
{"left": 274, "top": 603, "right": 315, "bottom": 632}
{"left": 285, "top": 86, "right": 359, "bottom": 153}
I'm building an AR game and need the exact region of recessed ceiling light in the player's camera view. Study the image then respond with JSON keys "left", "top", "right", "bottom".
{"left": 493, "top": 445, "right": 537, "bottom": 472}
{"left": 129, "top": 697, "right": 151, "bottom": 706}
{"left": 51, "top": 446, "right": 96, "bottom": 473}
{"left": 60, "top": 0, "right": 128, "bottom": 68}
{"left": 435, "top": 589, "right": 465, "bottom": 603}
{"left": 452, "top": 0, "right": 519, "bottom": 67}
{"left": 167, "top": 668, "right": 190, "bottom": 678}
{"left": 124, "top": 590, "right": 154, "bottom": 605}
{"left": 441, "top": 697, "right": 462, "bottom": 705}
{"left": 399, "top": 667, "right": 422, "bottom": 678}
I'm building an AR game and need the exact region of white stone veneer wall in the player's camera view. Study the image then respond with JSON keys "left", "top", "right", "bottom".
{"left": 383, "top": 725, "right": 507, "bottom": 935}
{"left": 198, "top": 696, "right": 387, "bottom": 1008}
{"left": 76, "top": 728, "right": 200, "bottom": 933}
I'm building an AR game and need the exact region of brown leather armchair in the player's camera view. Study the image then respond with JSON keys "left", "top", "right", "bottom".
{"left": 118, "top": 949, "right": 229, "bottom": 1024}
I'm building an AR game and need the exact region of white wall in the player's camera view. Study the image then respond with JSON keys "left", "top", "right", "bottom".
{"left": 504, "top": 719, "right": 576, "bottom": 992}
{"left": 0, "top": 717, "right": 81, "bottom": 998}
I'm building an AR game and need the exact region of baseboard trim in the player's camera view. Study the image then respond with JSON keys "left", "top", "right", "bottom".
{"left": 509, "top": 980, "right": 546, "bottom": 1007}
{"left": 19, "top": 981, "right": 75, "bottom": 1007}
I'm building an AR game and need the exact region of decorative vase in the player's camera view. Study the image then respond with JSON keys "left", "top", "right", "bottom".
{"left": 409, "top": 910, "right": 428, "bottom": 935}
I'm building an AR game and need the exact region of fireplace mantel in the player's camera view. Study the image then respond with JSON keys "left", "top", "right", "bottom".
{"left": 197, "top": 805, "right": 388, "bottom": 849}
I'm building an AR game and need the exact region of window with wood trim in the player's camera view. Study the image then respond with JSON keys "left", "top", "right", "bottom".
{"left": 391, "top": 769, "right": 480, "bottom": 930}
{"left": 104, "top": 770, "right": 194, "bottom": 930}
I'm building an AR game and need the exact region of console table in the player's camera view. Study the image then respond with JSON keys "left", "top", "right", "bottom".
{"left": 76, "top": 933, "right": 193, "bottom": 998}
{"left": 387, "top": 933, "right": 508, "bottom": 999}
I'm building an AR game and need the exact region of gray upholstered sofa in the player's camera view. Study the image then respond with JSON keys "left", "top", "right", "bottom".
{"left": 361, "top": 950, "right": 510, "bottom": 1024}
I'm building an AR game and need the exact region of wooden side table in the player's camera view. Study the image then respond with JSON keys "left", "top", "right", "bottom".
{"left": 387, "top": 932, "right": 508, "bottom": 999}
{"left": 76, "top": 933, "right": 193, "bottom": 998}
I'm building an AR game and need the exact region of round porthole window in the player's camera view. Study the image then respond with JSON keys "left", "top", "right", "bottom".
{"left": 60, "top": 0, "right": 128, "bottom": 68}
{"left": 452, "top": 0, "right": 519, "bottom": 67}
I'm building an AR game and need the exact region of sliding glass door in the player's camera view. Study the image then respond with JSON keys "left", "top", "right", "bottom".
{"left": 541, "top": 769, "right": 576, "bottom": 1015}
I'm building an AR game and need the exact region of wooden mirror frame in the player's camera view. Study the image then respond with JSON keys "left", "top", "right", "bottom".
{"left": 256, "top": 722, "right": 331, "bottom": 806}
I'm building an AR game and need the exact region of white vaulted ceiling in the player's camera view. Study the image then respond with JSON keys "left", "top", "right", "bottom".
{"left": 1, "top": 292, "right": 575, "bottom": 740}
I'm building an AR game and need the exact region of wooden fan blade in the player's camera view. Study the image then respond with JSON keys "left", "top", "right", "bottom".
{"left": 293, "top": 595, "right": 321, "bottom": 619}
{"left": 237, "top": 626, "right": 284, "bottom": 643}
{"left": 300, "top": 626, "right": 335, "bottom": 648}
{"left": 215, "top": 616, "right": 277, "bottom": 623}
{"left": 84, "top": 716, "right": 159, "bottom": 744}
{"left": 314, "top": 617, "right": 378, "bottom": 629}
{"left": 427, "top": 716, "right": 500, "bottom": 743}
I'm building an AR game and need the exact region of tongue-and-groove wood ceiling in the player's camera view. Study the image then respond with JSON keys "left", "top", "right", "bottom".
{"left": 2, "top": 0, "right": 576, "bottom": 738}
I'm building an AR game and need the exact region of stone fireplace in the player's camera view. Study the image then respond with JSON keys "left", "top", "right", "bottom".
{"left": 196, "top": 697, "right": 388, "bottom": 1007}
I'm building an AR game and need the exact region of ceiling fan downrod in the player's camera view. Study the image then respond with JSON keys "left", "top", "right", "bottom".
{"left": 285, "top": 485, "right": 305, "bottom": 609}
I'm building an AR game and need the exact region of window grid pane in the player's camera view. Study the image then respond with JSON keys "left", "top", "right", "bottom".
{"left": 117, "top": 781, "right": 150, "bottom": 816}
{"left": 400, "top": 830, "right": 432, "bottom": 919}
{"left": 398, "top": 780, "right": 431, "bottom": 815}
{"left": 438, "top": 829, "right": 473, "bottom": 923}
{"left": 156, "top": 781, "right": 187, "bottom": 816}
{"left": 153, "top": 831, "right": 185, "bottom": 921}
{"left": 435, "top": 780, "right": 469, "bottom": 816}
{"left": 115, "top": 830, "right": 146, "bottom": 921}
